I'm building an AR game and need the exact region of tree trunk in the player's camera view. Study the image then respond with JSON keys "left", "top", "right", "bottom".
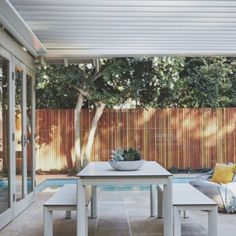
{"left": 74, "top": 93, "right": 84, "bottom": 170}
{"left": 82, "top": 103, "right": 105, "bottom": 167}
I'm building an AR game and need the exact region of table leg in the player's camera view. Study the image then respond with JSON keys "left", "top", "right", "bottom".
{"left": 182, "top": 210, "right": 188, "bottom": 219}
{"left": 208, "top": 206, "right": 217, "bottom": 236}
{"left": 163, "top": 177, "right": 173, "bottom": 236}
{"left": 65, "top": 211, "right": 71, "bottom": 219}
{"left": 43, "top": 207, "right": 53, "bottom": 236}
{"left": 157, "top": 185, "right": 163, "bottom": 218}
{"left": 150, "top": 184, "right": 156, "bottom": 217}
{"left": 91, "top": 185, "right": 97, "bottom": 218}
{"left": 77, "top": 179, "right": 88, "bottom": 236}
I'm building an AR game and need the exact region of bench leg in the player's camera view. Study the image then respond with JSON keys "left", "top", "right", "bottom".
{"left": 65, "top": 211, "right": 71, "bottom": 219}
{"left": 150, "top": 184, "right": 156, "bottom": 217}
{"left": 157, "top": 185, "right": 163, "bottom": 218}
{"left": 44, "top": 207, "right": 53, "bottom": 236}
{"left": 91, "top": 185, "right": 97, "bottom": 219}
{"left": 208, "top": 206, "right": 217, "bottom": 236}
{"left": 77, "top": 179, "right": 88, "bottom": 236}
{"left": 182, "top": 210, "right": 188, "bottom": 219}
{"left": 91, "top": 185, "right": 97, "bottom": 218}
{"left": 173, "top": 207, "right": 181, "bottom": 236}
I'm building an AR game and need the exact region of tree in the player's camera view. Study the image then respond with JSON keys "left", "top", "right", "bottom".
{"left": 36, "top": 62, "right": 128, "bottom": 169}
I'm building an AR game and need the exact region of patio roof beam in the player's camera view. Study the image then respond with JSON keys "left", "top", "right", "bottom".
{"left": 46, "top": 49, "right": 236, "bottom": 59}
{"left": 21, "top": 16, "right": 236, "bottom": 22}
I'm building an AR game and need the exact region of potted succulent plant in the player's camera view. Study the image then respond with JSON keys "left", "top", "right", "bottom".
{"left": 109, "top": 148, "right": 145, "bottom": 171}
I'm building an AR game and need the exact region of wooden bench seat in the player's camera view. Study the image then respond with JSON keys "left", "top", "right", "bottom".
{"left": 156, "top": 183, "right": 218, "bottom": 236}
{"left": 43, "top": 184, "right": 93, "bottom": 236}
{"left": 173, "top": 183, "right": 217, "bottom": 207}
{"left": 44, "top": 184, "right": 77, "bottom": 207}
{"left": 173, "top": 184, "right": 217, "bottom": 236}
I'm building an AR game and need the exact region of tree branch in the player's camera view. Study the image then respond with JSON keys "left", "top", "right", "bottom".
{"left": 91, "top": 72, "right": 103, "bottom": 82}
{"left": 66, "top": 70, "right": 103, "bottom": 97}
{"left": 67, "top": 83, "right": 90, "bottom": 97}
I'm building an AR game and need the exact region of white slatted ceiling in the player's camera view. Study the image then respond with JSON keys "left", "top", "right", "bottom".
{"left": 9, "top": 0, "right": 236, "bottom": 58}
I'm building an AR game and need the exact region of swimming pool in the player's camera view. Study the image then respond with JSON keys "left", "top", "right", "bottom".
{"left": 36, "top": 176, "right": 196, "bottom": 192}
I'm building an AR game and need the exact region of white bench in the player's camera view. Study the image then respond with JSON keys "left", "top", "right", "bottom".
{"left": 43, "top": 184, "right": 96, "bottom": 236}
{"left": 156, "top": 183, "right": 218, "bottom": 236}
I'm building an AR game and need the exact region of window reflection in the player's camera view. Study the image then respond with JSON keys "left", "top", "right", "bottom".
{"left": 26, "top": 75, "right": 33, "bottom": 194}
{"left": 0, "top": 56, "right": 10, "bottom": 213}
{"left": 15, "top": 68, "right": 23, "bottom": 201}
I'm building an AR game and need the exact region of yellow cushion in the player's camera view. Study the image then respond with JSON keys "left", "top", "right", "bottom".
{"left": 211, "top": 163, "right": 236, "bottom": 184}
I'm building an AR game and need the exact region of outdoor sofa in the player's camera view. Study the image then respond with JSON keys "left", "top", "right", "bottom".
{"left": 190, "top": 170, "right": 236, "bottom": 213}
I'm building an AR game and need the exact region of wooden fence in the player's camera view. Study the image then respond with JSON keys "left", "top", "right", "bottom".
{"left": 36, "top": 108, "right": 236, "bottom": 170}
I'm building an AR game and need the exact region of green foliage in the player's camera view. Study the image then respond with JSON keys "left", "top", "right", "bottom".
{"left": 36, "top": 63, "right": 126, "bottom": 108}
{"left": 111, "top": 148, "right": 141, "bottom": 161}
{"left": 101, "top": 57, "right": 184, "bottom": 108}
{"left": 36, "top": 64, "right": 85, "bottom": 108}
{"left": 36, "top": 57, "right": 236, "bottom": 109}
{"left": 176, "top": 57, "right": 232, "bottom": 108}
{"left": 148, "top": 57, "right": 184, "bottom": 108}
{"left": 224, "top": 58, "right": 236, "bottom": 106}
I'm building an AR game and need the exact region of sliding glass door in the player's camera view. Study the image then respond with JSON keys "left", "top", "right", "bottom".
{"left": 0, "top": 42, "right": 35, "bottom": 230}
{"left": 0, "top": 48, "right": 13, "bottom": 229}
{"left": 13, "top": 58, "right": 35, "bottom": 216}
{"left": 0, "top": 55, "right": 10, "bottom": 212}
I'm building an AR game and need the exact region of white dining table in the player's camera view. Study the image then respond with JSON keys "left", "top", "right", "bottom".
{"left": 76, "top": 161, "right": 173, "bottom": 236}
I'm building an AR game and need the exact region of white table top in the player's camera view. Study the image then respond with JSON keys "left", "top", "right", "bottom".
{"left": 77, "top": 161, "right": 172, "bottom": 178}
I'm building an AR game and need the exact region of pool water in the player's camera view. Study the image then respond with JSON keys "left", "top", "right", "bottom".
{"left": 36, "top": 176, "right": 195, "bottom": 192}
{"left": 36, "top": 179, "right": 76, "bottom": 192}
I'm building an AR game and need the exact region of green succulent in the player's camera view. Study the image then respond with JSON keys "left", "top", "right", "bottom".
{"left": 111, "top": 148, "right": 141, "bottom": 161}
{"left": 111, "top": 149, "right": 124, "bottom": 161}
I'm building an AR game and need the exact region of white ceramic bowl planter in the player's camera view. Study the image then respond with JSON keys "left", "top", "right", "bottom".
{"left": 109, "top": 160, "right": 145, "bottom": 171}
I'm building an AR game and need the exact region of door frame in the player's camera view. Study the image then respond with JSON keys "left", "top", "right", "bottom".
{"left": 25, "top": 67, "right": 36, "bottom": 197}
{"left": 0, "top": 46, "right": 14, "bottom": 229}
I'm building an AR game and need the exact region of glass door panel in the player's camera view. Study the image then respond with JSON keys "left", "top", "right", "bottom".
{"left": 15, "top": 68, "right": 23, "bottom": 202}
{"left": 0, "top": 56, "right": 10, "bottom": 214}
{"left": 26, "top": 75, "right": 33, "bottom": 194}
{"left": 0, "top": 46, "right": 35, "bottom": 229}
{"left": 13, "top": 62, "right": 35, "bottom": 218}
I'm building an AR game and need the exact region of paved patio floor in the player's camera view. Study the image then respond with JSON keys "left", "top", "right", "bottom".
{"left": 1, "top": 187, "right": 236, "bottom": 236}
